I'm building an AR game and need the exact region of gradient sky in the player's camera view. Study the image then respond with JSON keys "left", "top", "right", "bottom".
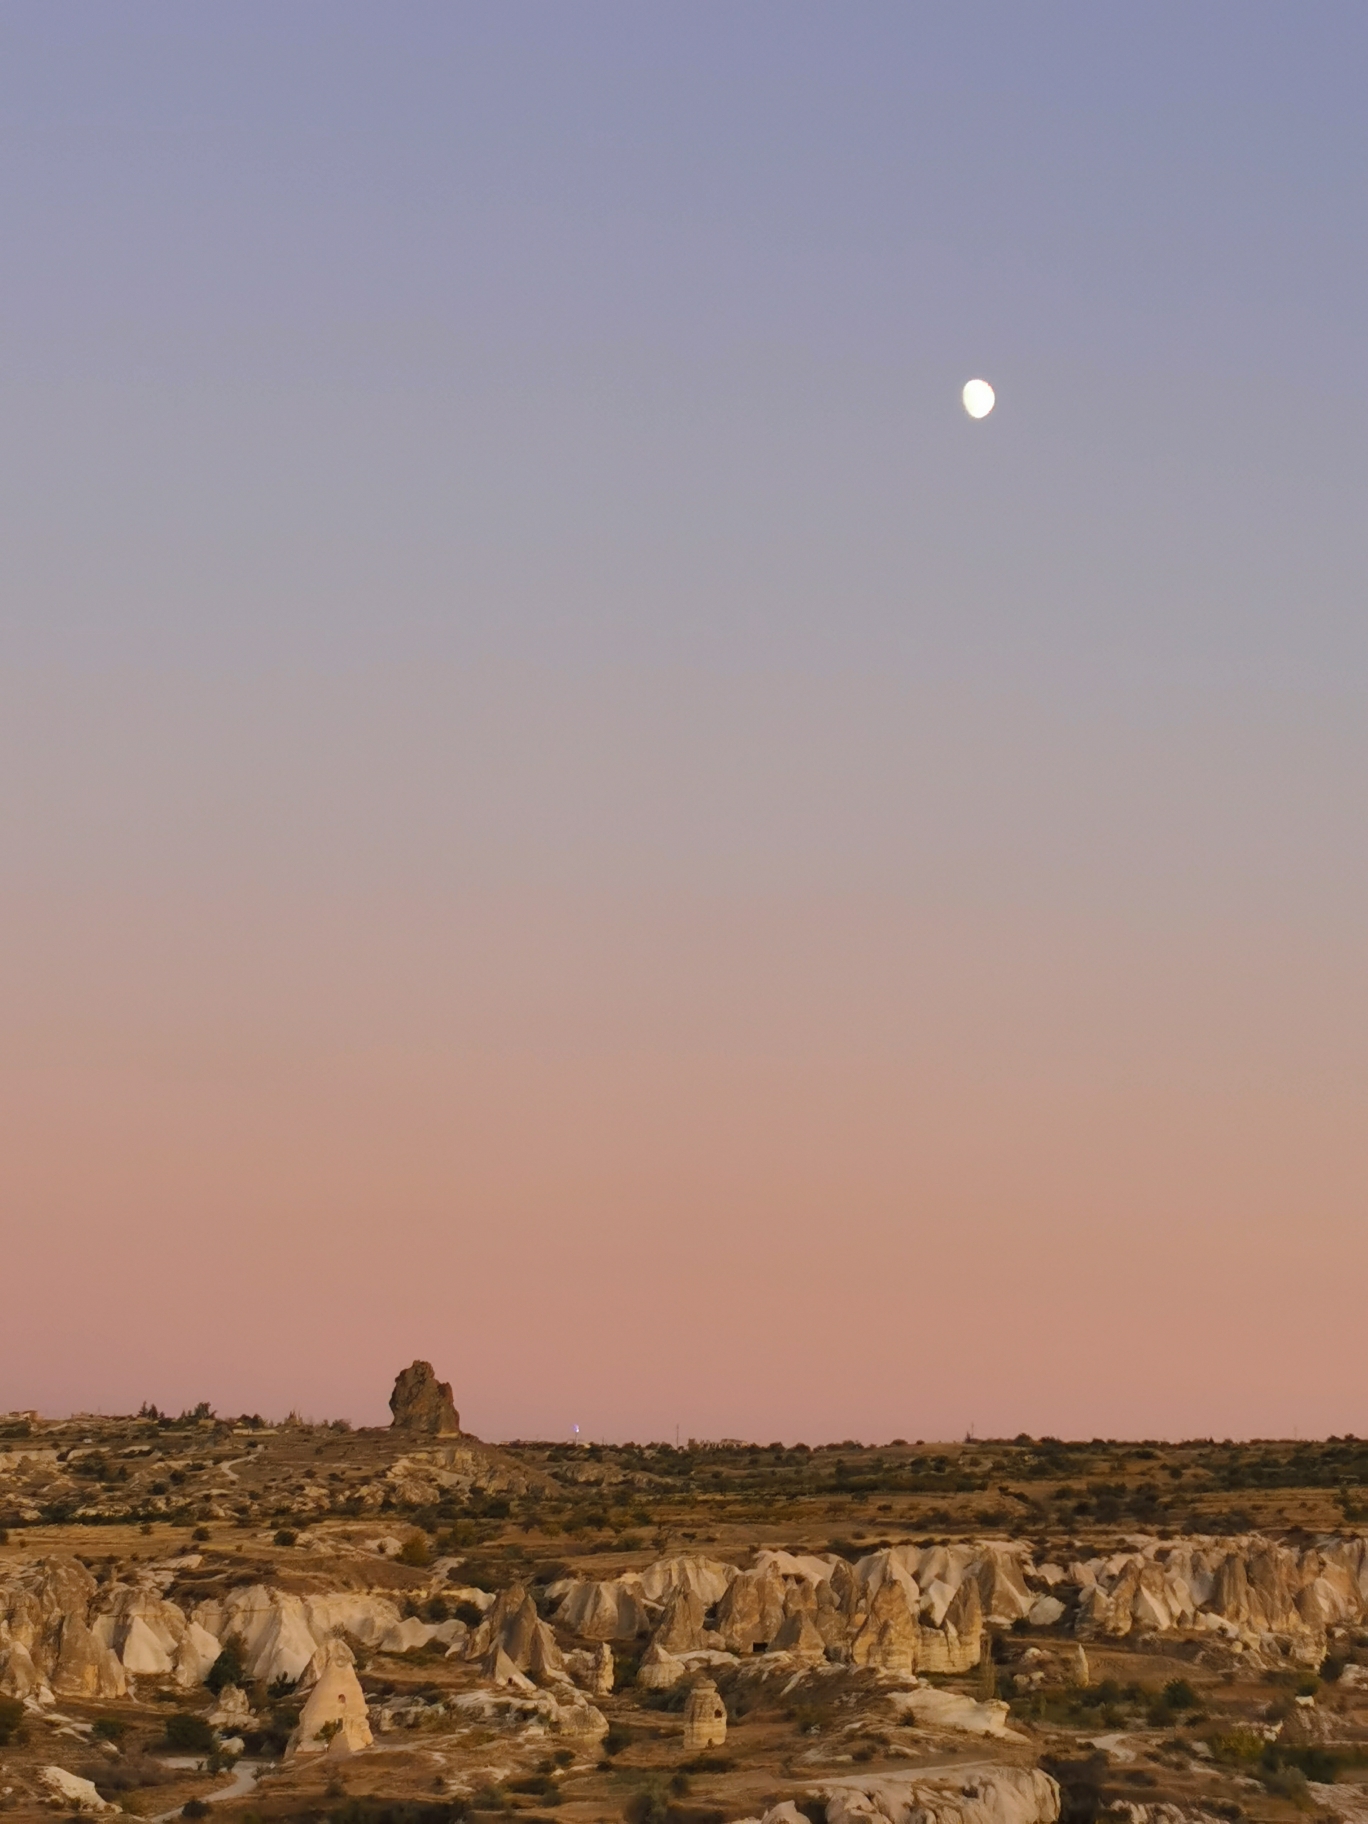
{"left": 4, "top": 4, "right": 1368, "bottom": 1443}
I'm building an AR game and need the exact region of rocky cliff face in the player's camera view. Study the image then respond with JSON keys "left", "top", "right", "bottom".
{"left": 1070, "top": 1533, "right": 1368, "bottom": 1660}
{"left": 7, "top": 1530, "right": 1368, "bottom": 1712}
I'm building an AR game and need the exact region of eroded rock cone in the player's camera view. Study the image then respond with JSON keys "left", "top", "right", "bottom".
{"left": 388, "top": 1360, "right": 461, "bottom": 1435}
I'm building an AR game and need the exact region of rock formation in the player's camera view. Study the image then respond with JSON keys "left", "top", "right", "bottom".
{"left": 39, "top": 1767, "right": 108, "bottom": 1812}
{"left": 286, "top": 1638, "right": 373, "bottom": 1757}
{"left": 389, "top": 1360, "right": 461, "bottom": 1435}
{"left": 888, "top": 1686, "right": 1018, "bottom": 1736}
{"left": 682, "top": 1675, "right": 728, "bottom": 1751}
{"left": 817, "top": 1766, "right": 1060, "bottom": 1824}
{"left": 207, "top": 1683, "right": 256, "bottom": 1729}
{"left": 637, "top": 1640, "right": 688, "bottom": 1689}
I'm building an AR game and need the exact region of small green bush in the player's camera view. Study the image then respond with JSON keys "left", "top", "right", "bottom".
{"left": 183, "top": 1801, "right": 211, "bottom": 1818}
{"left": 623, "top": 1784, "right": 669, "bottom": 1824}
{"left": 1262, "top": 1744, "right": 1342, "bottom": 1785}
{"left": 398, "top": 1533, "right": 431, "bottom": 1568}
{"left": 505, "top": 1774, "right": 555, "bottom": 1797}
{"left": 205, "top": 1640, "right": 247, "bottom": 1694}
{"left": 273, "top": 1528, "right": 297, "bottom": 1547}
{"left": 1260, "top": 1768, "right": 1310, "bottom": 1807}
{"left": 0, "top": 1695, "right": 25, "bottom": 1746}
{"left": 164, "top": 1713, "right": 216, "bottom": 1754}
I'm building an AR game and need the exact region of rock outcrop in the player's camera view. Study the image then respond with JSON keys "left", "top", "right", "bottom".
{"left": 389, "top": 1361, "right": 461, "bottom": 1435}
{"left": 1069, "top": 1533, "right": 1368, "bottom": 1661}
{"left": 818, "top": 1766, "right": 1060, "bottom": 1824}
{"left": 888, "top": 1687, "right": 1018, "bottom": 1737}
{"left": 0, "top": 1557, "right": 126, "bottom": 1701}
{"left": 637, "top": 1640, "right": 688, "bottom": 1689}
{"left": 39, "top": 1767, "right": 109, "bottom": 1812}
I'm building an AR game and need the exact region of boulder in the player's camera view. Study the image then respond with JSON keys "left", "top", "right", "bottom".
{"left": 388, "top": 1361, "right": 461, "bottom": 1435}
{"left": 548, "top": 1690, "right": 609, "bottom": 1741}
{"left": 888, "top": 1687, "right": 1017, "bottom": 1737}
{"left": 39, "top": 1767, "right": 108, "bottom": 1811}
{"left": 637, "top": 1640, "right": 688, "bottom": 1689}
{"left": 208, "top": 1683, "right": 256, "bottom": 1729}
{"left": 1028, "top": 1596, "right": 1066, "bottom": 1628}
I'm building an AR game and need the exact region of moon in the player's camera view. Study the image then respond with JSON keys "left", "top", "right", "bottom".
{"left": 962, "top": 378, "right": 996, "bottom": 419}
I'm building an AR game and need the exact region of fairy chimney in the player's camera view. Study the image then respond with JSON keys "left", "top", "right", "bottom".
{"left": 682, "top": 1676, "right": 727, "bottom": 1751}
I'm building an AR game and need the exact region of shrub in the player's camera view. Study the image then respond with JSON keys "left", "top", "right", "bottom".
{"left": 93, "top": 1716, "right": 130, "bottom": 1743}
{"left": 164, "top": 1713, "right": 216, "bottom": 1754}
{"left": 1040, "top": 1755, "right": 1106, "bottom": 1824}
{"left": 468, "top": 1784, "right": 508, "bottom": 1812}
{"left": 398, "top": 1533, "right": 431, "bottom": 1568}
{"left": 273, "top": 1528, "right": 297, "bottom": 1547}
{"left": 623, "top": 1785, "right": 669, "bottom": 1824}
{"left": 1260, "top": 1768, "right": 1310, "bottom": 1807}
{"left": 192, "top": 1526, "right": 211, "bottom": 1543}
{"left": 184, "top": 1802, "right": 211, "bottom": 1818}
{"left": 205, "top": 1641, "right": 248, "bottom": 1694}
{"left": 0, "top": 1695, "right": 25, "bottom": 1746}
{"left": 602, "top": 1725, "right": 634, "bottom": 1756}
{"left": 87, "top": 1752, "right": 179, "bottom": 1796}
{"left": 505, "top": 1775, "right": 555, "bottom": 1797}
{"left": 327, "top": 1804, "right": 470, "bottom": 1824}
{"left": 1262, "top": 1744, "right": 1342, "bottom": 1785}
{"left": 1162, "top": 1678, "right": 1198, "bottom": 1711}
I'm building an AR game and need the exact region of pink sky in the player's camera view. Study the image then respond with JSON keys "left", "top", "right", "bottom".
{"left": 4, "top": 667, "right": 1365, "bottom": 1443}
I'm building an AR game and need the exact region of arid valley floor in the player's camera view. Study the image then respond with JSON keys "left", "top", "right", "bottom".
{"left": 5, "top": 1365, "right": 1368, "bottom": 1824}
